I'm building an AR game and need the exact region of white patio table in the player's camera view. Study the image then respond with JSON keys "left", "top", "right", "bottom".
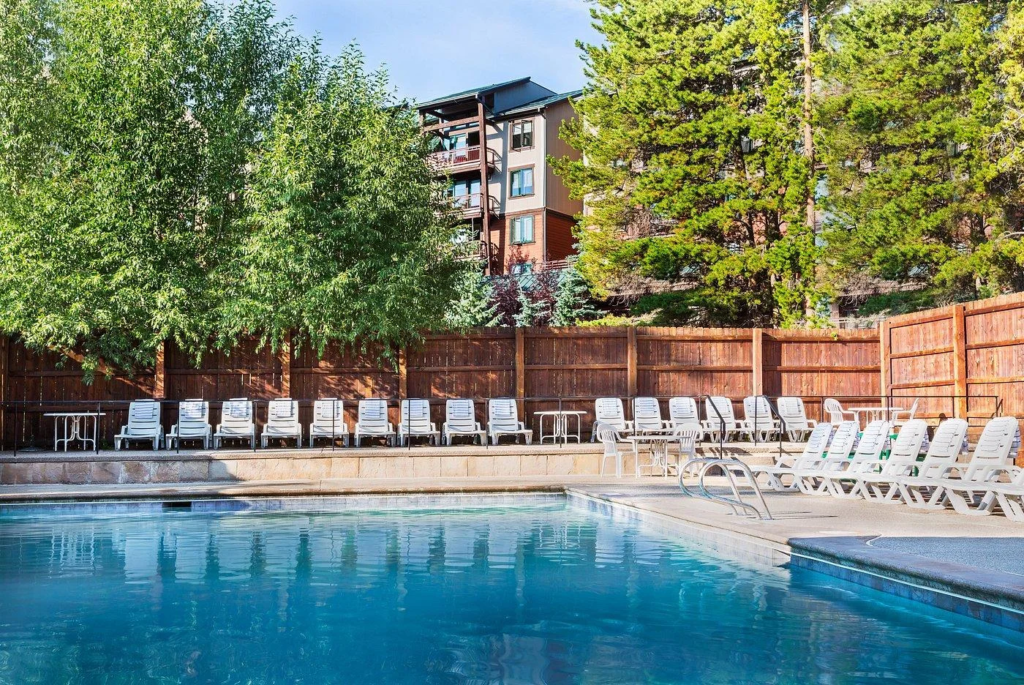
{"left": 535, "top": 410, "right": 588, "bottom": 444}
{"left": 626, "top": 428, "right": 699, "bottom": 478}
{"left": 44, "top": 412, "right": 105, "bottom": 452}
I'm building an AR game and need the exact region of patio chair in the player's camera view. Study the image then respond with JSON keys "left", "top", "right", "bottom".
{"left": 992, "top": 467, "right": 1024, "bottom": 522}
{"left": 632, "top": 397, "right": 666, "bottom": 434}
{"left": 934, "top": 417, "right": 1022, "bottom": 515}
{"left": 857, "top": 419, "right": 967, "bottom": 504}
{"left": 399, "top": 399, "right": 441, "bottom": 446}
{"left": 443, "top": 399, "right": 486, "bottom": 445}
{"left": 750, "top": 422, "right": 833, "bottom": 491}
{"left": 595, "top": 422, "right": 626, "bottom": 478}
{"left": 261, "top": 398, "right": 302, "bottom": 448}
{"left": 167, "top": 399, "right": 211, "bottom": 450}
{"left": 818, "top": 420, "right": 892, "bottom": 499}
{"left": 792, "top": 420, "right": 859, "bottom": 495}
{"left": 213, "top": 398, "right": 255, "bottom": 449}
{"left": 898, "top": 416, "right": 1020, "bottom": 511}
{"left": 740, "top": 396, "right": 781, "bottom": 442}
{"left": 667, "top": 397, "right": 701, "bottom": 432}
{"left": 488, "top": 398, "right": 533, "bottom": 445}
{"left": 823, "top": 398, "right": 856, "bottom": 426}
{"left": 114, "top": 399, "right": 164, "bottom": 451}
{"left": 701, "top": 396, "right": 742, "bottom": 443}
{"left": 354, "top": 399, "right": 396, "bottom": 447}
{"left": 840, "top": 419, "right": 929, "bottom": 501}
{"left": 591, "top": 397, "right": 632, "bottom": 441}
{"left": 889, "top": 398, "right": 920, "bottom": 429}
{"left": 776, "top": 397, "right": 817, "bottom": 442}
{"left": 308, "top": 398, "right": 349, "bottom": 447}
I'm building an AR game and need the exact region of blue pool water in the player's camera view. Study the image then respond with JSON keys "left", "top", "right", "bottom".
{"left": 0, "top": 497, "right": 1021, "bottom": 684}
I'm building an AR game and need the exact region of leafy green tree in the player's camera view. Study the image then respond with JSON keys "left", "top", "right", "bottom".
{"left": 554, "top": 0, "right": 822, "bottom": 327}
{"left": 444, "top": 269, "right": 499, "bottom": 329}
{"left": 551, "top": 264, "right": 598, "bottom": 326}
{"left": 818, "top": 0, "right": 1010, "bottom": 305}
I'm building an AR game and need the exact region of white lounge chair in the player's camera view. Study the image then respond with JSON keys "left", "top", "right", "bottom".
{"left": 776, "top": 397, "right": 817, "bottom": 442}
{"left": 843, "top": 419, "right": 930, "bottom": 501}
{"left": 308, "top": 398, "right": 349, "bottom": 447}
{"left": 595, "top": 422, "right": 625, "bottom": 477}
{"left": 442, "top": 399, "right": 486, "bottom": 445}
{"left": 591, "top": 397, "right": 632, "bottom": 441}
{"left": 702, "top": 396, "right": 742, "bottom": 442}
{"left": 214, "top": 398, "right": 255, "bottom": 449}
{"left": 750, "top": 422, "right": 833, "bottom": 491}
{"left": 399, "top": 399, "right": 441, "bottom": 446}
{"left": 889, "top": 398, "right": 920, "bottom": 428}
{"left": 857, "top": 419, "right": 967, "bottom": 503}
{"left": 899, "top": 416, "right": 1020, "bottom": 511}
{"left": 354, "top": 399, "right": 396, "bottom": 447}
{"left": 818, "top": 420, "right": 892, "bottom": 499}
{"left": 823, "top": 398, "right": 856, "bottom": 426}
{"left": 261, "top": 398, "right": 302, "bottom": 448}
{"left": 114, "top": 399, "right": 164, "bottom": 451}
{"left": 632, "top": 397, "right": 665, "bottom": 434}
{"left": 488, "top": 398, "right": 532, "bottom": 445}
{"left": 667, "top": 397, "right": 701, "bottom": 431}
{"left": 992, "top": 467, "right": 1024, "bottom": 522}
{"left": 939, "top": 418, "right": 1021, "bottom": 515}
{"left": 740, "top": 396, "right": 780, "bottom": 442}
{"left": 167, "top": 399, "right": 211, "bottom": 450}
{"left": 792, "top": 420, "right": 860, "bottom": 495}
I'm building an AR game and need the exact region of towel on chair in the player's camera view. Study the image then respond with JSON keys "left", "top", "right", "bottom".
{"left": 133, "top": 402, "right": 158, "bottom": 420}
{"left": 225, "top": 401, "right": 251, "bottom": 420}
{"left": 270, "top": 401, "right": 294, "bottom": 419}
{"left": 180, "top": 401, "right": 204, "bottom": 420}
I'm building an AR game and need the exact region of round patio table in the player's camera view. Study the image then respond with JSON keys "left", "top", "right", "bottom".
{"left": 849, "top": 406, "right": 902, "bottom": 427}
{"left": 626, "top": 429, "right": 699, "bottom": 478}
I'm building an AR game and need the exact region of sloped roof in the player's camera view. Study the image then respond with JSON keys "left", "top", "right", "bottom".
{"left": 415, "top": 77, "right": 532, "bottom": 110}
{"left": 496, "top": 89, "right": 583, "bottom": 117}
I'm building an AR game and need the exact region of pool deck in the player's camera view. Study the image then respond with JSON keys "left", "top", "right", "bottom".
{"left": 2, "top": 474, "right": 1023, "bottom": 630}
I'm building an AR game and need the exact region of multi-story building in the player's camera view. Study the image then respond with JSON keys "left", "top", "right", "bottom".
{"left": 417, "top": 78, "right": 583, "bottom": 276}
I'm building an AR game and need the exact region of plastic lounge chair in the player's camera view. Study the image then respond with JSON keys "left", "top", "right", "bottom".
{"left": 442, "top": 399, "right": 486, "bottom": 445}
{"left": 857, "top": 419, "right": 967, "bottom": 503}
{"left": 309, "top": 398, "right": 348, "bottom": 447}
{"left": 939, "top": 418, "right": 1022, "bottom": 516}
{"left": 632, "top": 397, "right": 665, "bottom": 434}
{"left": 818, "top": 420, "right": 892, "bottom": 499}
{"left": 792, "top": 421, "right": 860, "bottom": 495}
{"left": 776, "top": 397, "right": 817, "bottom": 441}
{"left": 740, "top": 396, "right": 780, "bottom": 442}
{"left": 841, "top": 419, "right": 930, "bottom": 501}
{"left": 399, "top": 399, "right": 441, "bottom": 446}
{"left": 167, "top": 399, "right": 211, "bottom": 450}
{"left": 667, "top": 397, "right": 701, "bottom": 432}
{"left": 595, "top": 422, "right": 625, "bottom": 477}
{"left": 214, "top": 398, "right": 255, "bottom": 449}
{"left": 992, "top": 467, "right": 1024, "bottom": 521}
{"left": 488, "top": 398, "right": 532, "bottom": 445}
{"left": 889, "top": 398, "right": 920, "bottom": 428}
{"left": 750, "top": 423, "right": 833, "bottom": 491}
{"left": 591, "top": 397, "right": 632, "bottom": 441}
{"left": 354, "top": 399, "right": 396, "bottom": 447}
{"left": 261, "top": 398, "right": 302, "bottom": 448}
{"left": 114, "top": 399, "right": 164, "bottom": 451}
{"left": 899, "top": 416, "right": 1020, "bottom": 511}
{"left": 824, "top": 398, "right": 856, "bottom": 426}
{"left": 702, "top": 396, "right": 742, "bottom": 442}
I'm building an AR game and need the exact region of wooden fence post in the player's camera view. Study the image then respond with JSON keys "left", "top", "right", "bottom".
{"left": 952, "top": 305, "right": 968, "bottom": 419}
{"left": 751, "top": 328, "right": 763, "bottom": 396}
{"left": 879, "top": 320, "right": 890, "bottom": 405}
{"left": 0, "top": 336, "right": 7, "bottom": 447}
{"left": 398, "top": 345, "right": 408, "bottom": 399}
{"left": 626, "top": 327, "right": 638, "bottom": 398}
{"left": 154, "top": 341, "right": 166, "bottom": 399}
{"left": 280, "top": 334, "right": 292, "bottom": 397}
{"left": 515, "top": 328, "right": 526, "bottom": 412}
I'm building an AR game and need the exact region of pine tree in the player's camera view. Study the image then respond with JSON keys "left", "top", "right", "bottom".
{"left": 444, "top": 269, "right": 499, "bottom": 329}
{"left": 551, "top": 265, "right": 598, "bottom": 326}
{"left": 553, "top": 0, "right": 822, "bottom": 327}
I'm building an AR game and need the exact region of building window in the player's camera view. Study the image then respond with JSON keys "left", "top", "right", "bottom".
{"left": 511, "top": 119, "right": 534, "bottom": 150}
{"left": 510, "top": 215, "right": 535, "bottom": 244}
{"left": 511, "top": 262, "right": 533, "bottom": 276}
{"left": 510, "top": 167, "right": 534, "bottom": 197}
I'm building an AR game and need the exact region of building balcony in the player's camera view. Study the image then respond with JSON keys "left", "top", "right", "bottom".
{"left": 451, "top": 193, "right": 499, "bottom": 219}
{"left": 453, "top": 238, "right": 489, "bottom": 262}
{"left": 428, "top": 146, "right": 498, "bottom": 175}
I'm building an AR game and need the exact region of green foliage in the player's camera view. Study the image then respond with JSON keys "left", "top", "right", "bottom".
{"left": 856, "top": 290, "right": 940, "bottom": 317}
{"left": 0, "top": 0, "right": 465, "bottom": 372}
{"left": 554, "top": 0, "right": 823, "bottom": 327}
{"left": 445, "top": 269, "right": 499, "bottom": 329}
{"left": 551, "top": 265, "right": 599, "bottom": 326}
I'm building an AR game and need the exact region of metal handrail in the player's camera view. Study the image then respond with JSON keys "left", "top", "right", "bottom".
{"left": 678, "top": 456, "right": 773, "bottom": 520}
{"left": 703, "top": 395, "right": 727, "bottom": 458}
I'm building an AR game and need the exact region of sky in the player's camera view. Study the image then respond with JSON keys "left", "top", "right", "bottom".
{"left": 273, "top": 0, "right": 599, "bottom": 103}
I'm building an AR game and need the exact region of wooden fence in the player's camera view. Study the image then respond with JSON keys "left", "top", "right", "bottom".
{"left": 881, "top": 292, "right": 1024, "bottom": 440}
{"left": 0, "top": 327, "right": 880, "bottom": 449}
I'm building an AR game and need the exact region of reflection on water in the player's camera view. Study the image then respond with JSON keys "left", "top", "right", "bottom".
{"left": 0, "top": 502, "right": 1021, "bottom": 684}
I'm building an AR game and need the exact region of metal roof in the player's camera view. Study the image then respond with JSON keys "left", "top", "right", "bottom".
{"left": 415, "top": 77, "right": 532, "bottom": 110}
{"left": 496, "top": 90, "right": 583, "bottom": 117}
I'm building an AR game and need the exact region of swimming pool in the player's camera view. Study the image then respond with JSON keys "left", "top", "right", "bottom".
{"left": 0, "top": 496, "right": 1020, "bottom": 683}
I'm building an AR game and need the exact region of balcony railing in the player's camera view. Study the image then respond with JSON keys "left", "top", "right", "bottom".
{"left": 428, "top": 146, "right": 498, "bottom": 173}
{"left": 450, "top": 193, "right": 499, "bottom": 218}
{"left": 453, "top": 238, "right": 489, "bottom": 262}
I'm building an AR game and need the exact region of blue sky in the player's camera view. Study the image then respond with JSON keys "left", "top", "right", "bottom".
{"left": 273, "top": 0, "right": 598, "bottom": 103}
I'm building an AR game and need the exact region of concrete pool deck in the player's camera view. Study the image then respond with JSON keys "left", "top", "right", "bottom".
{"left": 2, "top": 474, "right": 1023, "bottom": 630}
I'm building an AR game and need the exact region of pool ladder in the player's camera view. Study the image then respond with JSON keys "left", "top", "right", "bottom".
{"left": 678, "top": 457, "right": 773, "bottom": 521}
